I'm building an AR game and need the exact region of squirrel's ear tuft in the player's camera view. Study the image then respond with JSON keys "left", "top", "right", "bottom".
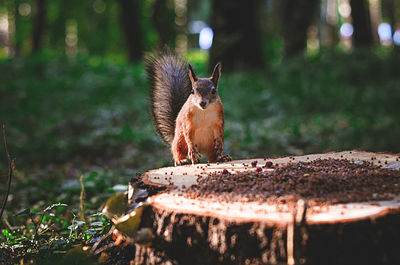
{"left": 210, "top": 62, "right": 221, "bottom": 86}
{"left": 188, "top": 64, "right": 198, "bottom": 85}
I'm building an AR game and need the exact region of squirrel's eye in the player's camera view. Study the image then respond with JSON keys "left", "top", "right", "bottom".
{"left": 191, "top": 89, "right": 194, "bottom": 94}
{"left": 211, "top": 88, "right": 216, "bottom": 94}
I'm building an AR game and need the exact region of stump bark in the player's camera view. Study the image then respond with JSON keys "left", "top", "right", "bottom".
{"left": 135, "top": 151, "right": 400, "bottom": 265}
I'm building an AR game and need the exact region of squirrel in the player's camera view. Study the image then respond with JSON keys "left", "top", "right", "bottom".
{"left": 145, "top": 49, "right": 231, "bottom": 166}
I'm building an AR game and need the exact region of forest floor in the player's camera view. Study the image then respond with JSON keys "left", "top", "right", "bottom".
{"left": 1, "top": 49, "right": 400, "bottom": 264}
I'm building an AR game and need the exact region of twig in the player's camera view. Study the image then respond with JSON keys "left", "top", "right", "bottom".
{"left": 31, "top": 211, "right": 40, "bottom": 238}
{"left": 0, "top": 124, "right": 14, "bottom": 220}
{"left": 92, "top": 241, "right": 116, "bottom": 256}
{"left": 3, "top": 217, "right": 12, "bottom": 230}
{"left": 90, "top": 226, "right": 115, "bottom": 254}
{"left": 79, "top": 175, "right": 86, "bottom": 222}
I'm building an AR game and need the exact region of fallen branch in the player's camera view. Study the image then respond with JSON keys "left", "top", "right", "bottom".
{"left": 0, "top": 124, "right": 14, "bottom": 220}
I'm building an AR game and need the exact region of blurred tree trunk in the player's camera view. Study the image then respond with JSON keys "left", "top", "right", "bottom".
{"left": 281, "top": 0, "right": 319, "bottom": 58}
{"left": 384, "top": 0, "right": 400, "bottom": 52}
{"left": 32, "top": 0, "right": 47, "bottom": 53}
{"left": 383, "top": 0, "right": 395, "bottom": 38}
{"left": 350, "top": 0, "right": 374, "bottom": 47}
{"left": 13, "top": 0, "right": 22, "bottom": 55}
{"left": 48, "top": 1, "right": 68, "bottom": 52}
{"left": 389, "top": 0, "right": 395, "bottom": 31}
{"left": 209, "top": 0, "right": 265, "bottom": 71}
{"left": 152, "top": 0, "right": 176, "bottom": 47}
{"left": 320, "top": 0, "right": 339, "bottom": 48}
{"left": 119, "top": 0, "right": 143, "bottom": 62}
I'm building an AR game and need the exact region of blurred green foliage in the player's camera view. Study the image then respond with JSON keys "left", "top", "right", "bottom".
{"left": 3, "top": 49, "right": 400, "bottom": 170}
{"left": 222, "top": 49, "right": 400, "bottom": 158}
{"left": 1, "top": 49, "right": 400, "bottom": 262}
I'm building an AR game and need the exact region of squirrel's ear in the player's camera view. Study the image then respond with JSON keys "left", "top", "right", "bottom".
{"left": 188, "top": 64, "right": 198, "bottom": 84}
{"left": 210, "top": 62, "right": 221, "bottom": 86}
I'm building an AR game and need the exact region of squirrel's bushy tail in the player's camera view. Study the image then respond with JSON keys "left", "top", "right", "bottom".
{"left": 145, "top": 49, "right": 191, "bottom": 145}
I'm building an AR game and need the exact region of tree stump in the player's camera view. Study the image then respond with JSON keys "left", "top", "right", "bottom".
{"left": 136, "top": 151, "right": 400, "bottom": 265}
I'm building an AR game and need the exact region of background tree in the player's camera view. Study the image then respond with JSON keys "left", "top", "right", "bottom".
{"left": 12, "top": 0, "right": 29, "bottom": 55}
{"left": 2, "top": 0, "right": 400, "bottom": 60}
{"left": 47, "top": 0, "right": 69, "bottom": 53}
{"left": 119, "top": 0, "right": 143, "bottom": 62}
{"left": 350, "top": 0, "right": 374, "bottom": 47}
{"left": 382, "top": 0, "right": 396, "bottom": 41}
{"left": 32, "top": 0, "right": 47, "bottom": 53}
{"left": 209, "top": 0, "right": 265, "bottom": 71}
{"left": 151, "top": 0, "right": 176, "bottom": 47}
{"left": 281, "top": 0, "right": 319, "bottom": 57}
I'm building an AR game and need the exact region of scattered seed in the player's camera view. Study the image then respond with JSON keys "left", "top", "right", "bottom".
{"left": 184, "top": 158, "right": 400, "bottom": 206}
{"left": 264, "top": 161, "right": 273, "bottom": 168}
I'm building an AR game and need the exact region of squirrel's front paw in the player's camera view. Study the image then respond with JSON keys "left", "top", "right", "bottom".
{"left": 214, "top": 138, "right": 224, "bottom": 156}
{"left": 217, "top": 154, "right": 232, "bottom": 162}
{"left": 175, "top": 159, "right": 190, "bottom": 166}
{"left": 188, "top": 145, "right": 200, "bottom": 164}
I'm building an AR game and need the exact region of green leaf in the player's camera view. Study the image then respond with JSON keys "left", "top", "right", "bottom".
{"left": 114, "top": 206, "right": 144, "bottom": 238}
{"left": 51, "top": 238, "right": 68, "bottom": 246}
{"left": 89, "top": 222, "right": 103, "bottom": 227}
{"left": 112, "top": 184, "right": 128, "bottom": 193}
{"left": 68, "top": 220, "right": 86, "bottom": 231}
{"left": 102, "top": 192, "right": 128, "bottom": 219}
{"left": 43, "top": 203, "right": 68, "bottom": 212}
{"left": 2, "top": 229, "right": 15, "bottom": 240}
{"left": 86, "top": 171, "right": 99, "bottom": 182}
{"left": 14, "top": 208, "right": 31, "bottom": 216}
{"left": 88, "top": 212, "right": 104, "bottom": 218}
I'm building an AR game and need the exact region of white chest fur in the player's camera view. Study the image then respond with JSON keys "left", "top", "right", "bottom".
{"left": 191, "top": 103, "right": 218, "bottom": 154}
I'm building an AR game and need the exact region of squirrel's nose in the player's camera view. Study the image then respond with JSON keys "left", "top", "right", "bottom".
{"left": 200, "top": 101, "right": 207, "bottom": 108}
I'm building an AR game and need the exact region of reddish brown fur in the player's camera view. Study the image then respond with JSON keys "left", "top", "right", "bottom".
{"left": 146, "top": 49, "right": 228, "bottom": 166}
{"left": 172, "top": 96, "right": 224, "bottom": 165}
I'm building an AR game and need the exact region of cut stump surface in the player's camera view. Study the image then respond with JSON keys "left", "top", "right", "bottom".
{"left": 136, "top": 151, "right": 400, "bottom": 265}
